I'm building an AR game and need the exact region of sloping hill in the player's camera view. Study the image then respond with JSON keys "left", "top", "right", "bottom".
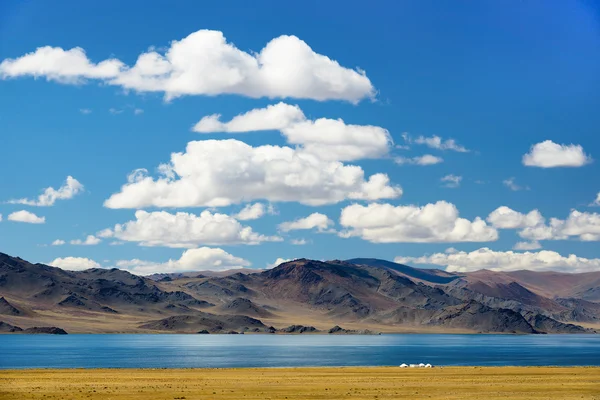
{"left": 0, "top": 252, "right": 211, "bottom": 315}
{"left": 0, "top": 296, "right": 22, "bottom": 315}
{"left": 346, "top": 258, "right": 461, "bottom": 284}
{"left": 0, "top": 252, "right": 596, "bottom": 334}
{"left": 217, "top": 297, "right": 274, "bottom": 318}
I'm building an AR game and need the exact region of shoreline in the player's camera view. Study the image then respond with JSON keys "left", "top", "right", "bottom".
{"left": 2, "top": 365, "right": 600, "bottom": 370}
{"left": 1, "top": 331, "right": 597, "bottom": 335}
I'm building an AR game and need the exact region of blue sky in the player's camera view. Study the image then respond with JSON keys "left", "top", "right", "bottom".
{"left": 1, "top": 0, "right": 600, "bottom": 274}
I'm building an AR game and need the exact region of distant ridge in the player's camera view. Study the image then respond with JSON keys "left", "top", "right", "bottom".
{"left": 346, "top": 258, "right": 461, "bottom": 284}
{"left": 0, "top": 251, "right": 598, "bottom": 334}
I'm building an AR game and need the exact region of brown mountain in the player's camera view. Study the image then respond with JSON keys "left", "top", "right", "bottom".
{"left": 0, "top": 296, "right": 22, "bottom": 316}
{"left": 217, "top": 297, "right": 274, "bottom": 318}
{"left": 0, "top": 252, "right": 598, "bottom": 334}
{"left": 465, "top": 269, "right": 600, "bottom": 302}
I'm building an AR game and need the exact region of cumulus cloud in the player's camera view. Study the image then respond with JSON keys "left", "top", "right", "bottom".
{"left": 394, "top": 155, "right": 443, "bottom": 166}
{"left": 234, "top": 203, "right": 274, "bottom": 221}
{"left": 7, "top": 210, "right": 45, "bottom": 224}
{"left": 487, "top": 206, "right": 544, "bottom": 229}
{"left": 70, "top": 235, "right": 101, "bottom": 246}
{"left": 7, "top": 176, "right": 83, "bottom": 206}
{"left": 115, "top": 247, "right": 251, "bottom": 275}
{"left": 290, "top": 238, "right": 308, "bottom": 245}
{"left": 488, "top": 206, "right": 600, "bottom": 242}
{"left": 0, "top": 46, "right": 123, "bottom": 83}
{"left": 339, "top": 201, "right": 498, "bottom": 243}
{"left": 279, "top": 212, "right": 334, "bottom": 232}
{"left": 1, "top": 30, "right": 375, "bottom": 103}
{"left": 522, "top": 140, "right": 592, "bottom": 168}
{"left": 513, "top": 241, "right": 542, "bottom": 250}
{"left": 503, "top": 177, "right": 529, "bottom": 191}
{"left": 49, "top": 257, "right": 101, "bottom": 271}
{"left": 441, "top": 174, "right": 462, "bottom": 188}
{"left": 194, "top": 102, "right": 392, "bottom": 161}
{"left": 522, "top": 210, "right": 600, "bottom": 242}
{"left": 194, "top": 102, "right": 305, "bottom": 133}
{"left": 266, "top": 257, "right": 291, "bottom": 269}
{"left": 590, "top": 192, "right": 600, "bottom": 207}
{"left": 51, "top": 239, "right": 65, "bottom": 246}
{"left": 402, "top": 133, "right": 469, "bottom": 152}
{"left": 99, "top": 210, "right": 281, "bottom": 248}
{"left": 104, "top": 139, "right": 401, "bottom": 209}
{"left": 395, "top": 248, "right": 600, "bottom": 273}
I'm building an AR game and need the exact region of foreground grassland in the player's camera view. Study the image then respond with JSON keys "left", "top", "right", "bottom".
{"left": 1, "top": 367, "right": 599, "bottom": 399}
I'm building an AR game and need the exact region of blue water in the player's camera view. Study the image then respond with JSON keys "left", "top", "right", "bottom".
{"left": 1, "top": 334, "right": 599, "bottom": 369}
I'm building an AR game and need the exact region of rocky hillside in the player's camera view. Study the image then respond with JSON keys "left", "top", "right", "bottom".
{"left": 0, "top": 252, "right": 597, "bottom": 334}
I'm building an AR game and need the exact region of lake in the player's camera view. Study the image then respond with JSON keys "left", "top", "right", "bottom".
{"left": 1, "top": 334, "right": 599, "bottom": 369}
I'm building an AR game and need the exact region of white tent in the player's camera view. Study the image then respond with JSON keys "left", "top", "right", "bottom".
{"left": 399, "top": 363, "right": 408, "bottom": 368}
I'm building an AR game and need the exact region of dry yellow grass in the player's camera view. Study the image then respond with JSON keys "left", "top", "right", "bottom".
{"left": 1, "top": 367, "right": 599, "bottom": 399}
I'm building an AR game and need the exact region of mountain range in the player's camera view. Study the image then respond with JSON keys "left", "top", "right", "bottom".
{"left": 1, "top": 251, "right": 599, "bottom": 334}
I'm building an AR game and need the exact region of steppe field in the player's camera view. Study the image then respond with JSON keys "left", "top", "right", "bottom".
{"left": 1, "top": 367, "right": 599, "bottom": 400}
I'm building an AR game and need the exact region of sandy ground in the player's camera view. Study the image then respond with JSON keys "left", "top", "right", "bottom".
{"left": 1, "top": 367, "right": 599, "bottom": 399}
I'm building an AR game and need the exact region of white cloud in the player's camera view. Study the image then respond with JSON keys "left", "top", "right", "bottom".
{"left": 115, "top": 247, "right": 251, "bottom": 275}
{"left": 266, "top": 257, "right": 291, "bottom": 269}
{"left": 194, "top": 102, "right": 305, "bottom": 133}
{"left": 279, "top": 212, "right": 334, "bottom": 232}
{"left": 402, "top": 133, "right": 469, "bottom": 152}
{"left": 104, "top": 139, "right": 401, "bottom": 209}
{"left": 134, "top": 108, "right": 144, "bottom": 115}
{"left": 109, "top": 108, "right": 123, "bottom": 115}
{"left": 339, "top": 201, "right": 498, "bottom": 243}
{"left": 503, "top": 177, "right": 529, "bottom": 191}
{"left": 0, "top": 214, "right": 2, "bottom": 222}
{"left": 488, "top": 206, "right": 600, "bottom": 242}
{"left": 0, "top": 46, "right": 123, "bottom": 83}
{"left": 521, "top": 210, "right": 600, "bottom": 242}
{"left": 396, "top": 248, "right": 600, "bottom": 273}
{"left": 1, "top": 30, "right": 375, "bottom": 103}
{"left": 79, "top": 108, "right": 92, "bottom": 114}
{"left": 49, "top": 257, "right": 101, "bottom": 271}
{"left": 487, "top": 206, "right": 544, "bottom": 229}
{"left": 394, "top": 154, "right": 443, "bottom": 166}
{"left": 441, "top": 174, "right": 462, "bottom": 188}
{"left": 51, "top": 239, "right": 65, "bottom": 246}
{"left": 522, "top": 140, "right": 592, "bottom": 168}
{"left": 513, "top": 241, "right": 542, "bottom": 250}
{"left": 8, "top": 176, "right": 83, "bottom": 206}
{"left": 100, "top": 210, "right": 281, "bottom": 248}
{"left": 590, "top": 192, "right": 600, "bottom": 207}
{"left": 70, "top": 235, "right": 101, "bottom": 246}
{"left": 281, "top": 118, "right": 392, "bottom": 161}
{"left": 7, "top": 210, "right": 45, "bottom": 224}
{"left": 194, "top": 102, "right": 392, "bottom": 161}
{"left": 290, "top": 238, "right": 308, "bottom": 245}
{"left": 96, "top": 228, "right": 113, "bottom": 238}
{"left": 234, "top": 203, "right": 272, "bottom": 221}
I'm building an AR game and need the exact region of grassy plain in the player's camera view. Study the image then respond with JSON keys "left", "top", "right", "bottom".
{"left": 1, "top": 367, "right": 599, "bottom": 400}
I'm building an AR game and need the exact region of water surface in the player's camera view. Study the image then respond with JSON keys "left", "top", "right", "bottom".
{"left": 1, "top": 334, "right": 599, "bottom": 369}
